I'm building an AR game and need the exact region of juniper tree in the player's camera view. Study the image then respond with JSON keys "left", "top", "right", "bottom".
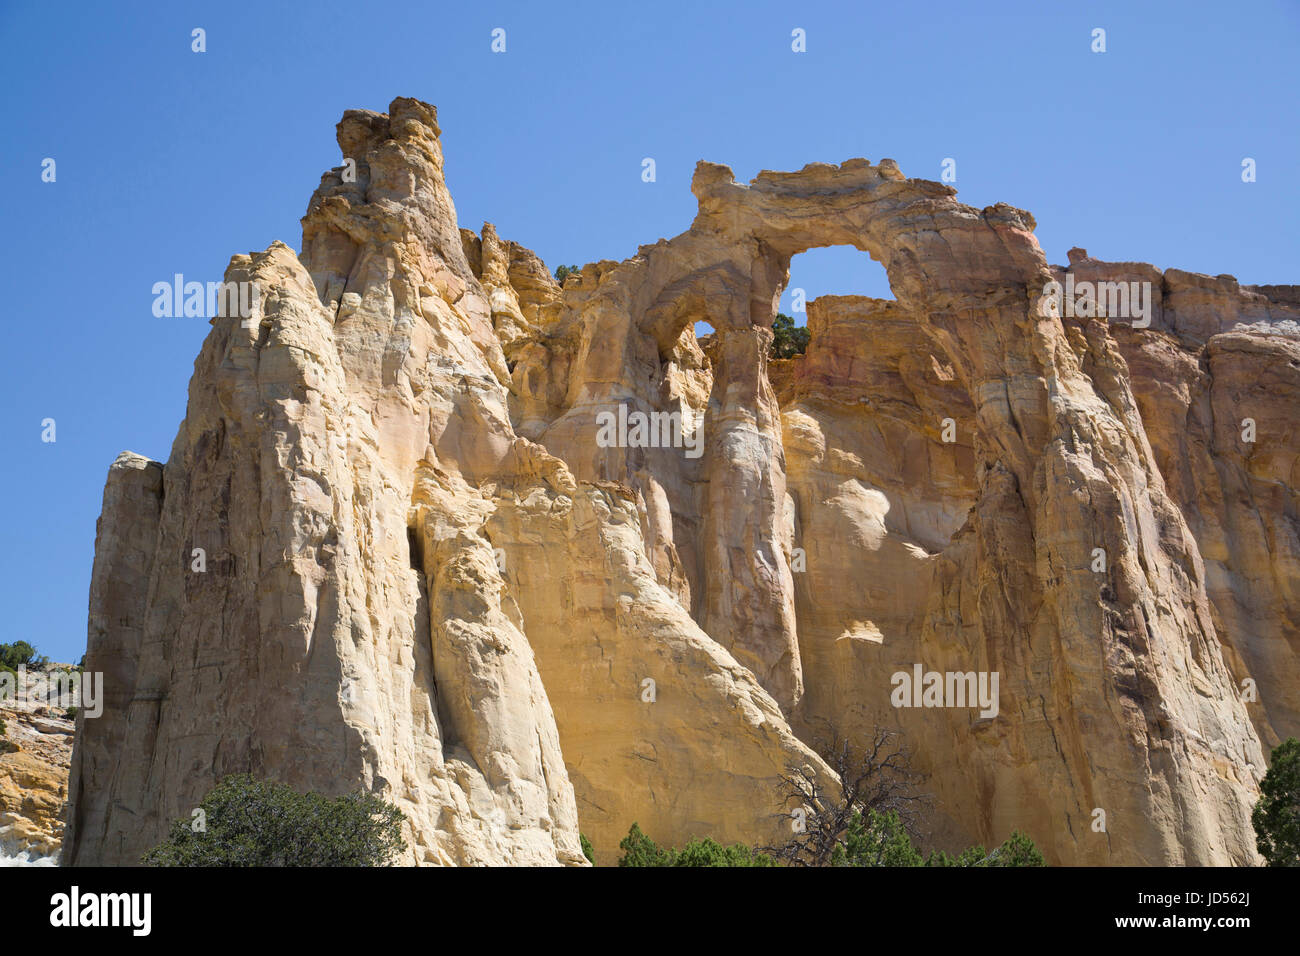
{"left": 765, "top": 728, "right": 930, "bottom": 866}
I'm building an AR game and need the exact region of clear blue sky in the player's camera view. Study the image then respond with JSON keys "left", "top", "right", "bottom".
{"left": 1, "top": 0, "right": 1296, "bottom": 663}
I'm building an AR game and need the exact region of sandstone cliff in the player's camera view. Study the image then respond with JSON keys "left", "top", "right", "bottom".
{"left": 64, "top": 97, "right": 1297, "bottom": 866}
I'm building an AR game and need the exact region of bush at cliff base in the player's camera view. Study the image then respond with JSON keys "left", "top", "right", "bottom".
{"left": 141, "top": 774, "right": 407, "bottom": 867}
{"left": 1253, "top": 737, "right": 1300, "bottom": 867}
{"left": 617, "top": 823, "right": 777, "bottom": 867}
{"left": 614, "top": 815, "right": 1046, "bottom": 867}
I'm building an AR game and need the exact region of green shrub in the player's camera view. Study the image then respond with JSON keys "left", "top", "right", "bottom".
{"left": 923, "top": 833, "right": 1045, "bottom": 866}
{"left": 580, "top": 832, "right": 595, "bottom": 864}
{"left": 770, "top": 312, "right": 810, "bottom": 359}
{"left": 987, "top": 830, "right": 1047, "bottom": 866}
{"left": 828, "top": 810, "right": 1045, "bottom": 867}
{"left": 0, "top": 642, "right": 40, "bottom": 671}
{"left": 671, "top": 837, "right": 777, "bottom": 867}
{"left": 554, "top": 264, "right": 580, "bottom": 285}
{"left": 832, "top": 810, "right": 922, "bottom": 867}
{"left": 141, "top": 774, "right": 407, "bottom": 867}
{"left": 1254, "top": 737, "right": 1300, "bottom": 866}
{"left": 617, "top": 823, "right": 667, "bottom": 866}
{"left": 617, "top": 822, "right": 775, "bottom": 867}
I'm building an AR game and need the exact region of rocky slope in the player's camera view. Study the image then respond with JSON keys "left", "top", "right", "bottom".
{"left": 64, "top": 97, "right": 1297, "bottom": 866}
{"left": 1, "top": 668, "right": 75, "bottom": 865}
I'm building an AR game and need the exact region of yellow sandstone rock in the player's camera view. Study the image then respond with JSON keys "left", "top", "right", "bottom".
{"left": 63, "top": 98, "right": 1297, "bottom": 866}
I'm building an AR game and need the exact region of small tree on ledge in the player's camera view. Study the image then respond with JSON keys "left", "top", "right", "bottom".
{"left": 770, "top": 313, "right": 810, "bottom": 359}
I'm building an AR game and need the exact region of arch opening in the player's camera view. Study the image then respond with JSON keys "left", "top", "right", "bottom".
{"left": 778, "top": 245, "right": 894, "bottom": 336}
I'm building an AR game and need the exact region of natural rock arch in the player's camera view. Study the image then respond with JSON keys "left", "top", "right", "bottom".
{"left": 66, "top": 98, "right": 1288, "bottom": 868}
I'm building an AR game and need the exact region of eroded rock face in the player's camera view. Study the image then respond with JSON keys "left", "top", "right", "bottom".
{"left": 1081, "top": 259, "right": 1300, "bottom": 757}
{"left": 2, "top": 668, "right": 76, "bottom": 863}
{"left": 65, "top": 97, "right": 1295, "bottom": 866}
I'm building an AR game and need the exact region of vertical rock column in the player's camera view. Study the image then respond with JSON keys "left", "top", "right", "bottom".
{"left": 63, "top": 453, "right": 163, "bottom": 865}
{"left": 700, "top": 322, "right": 803, "bottom": 712}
